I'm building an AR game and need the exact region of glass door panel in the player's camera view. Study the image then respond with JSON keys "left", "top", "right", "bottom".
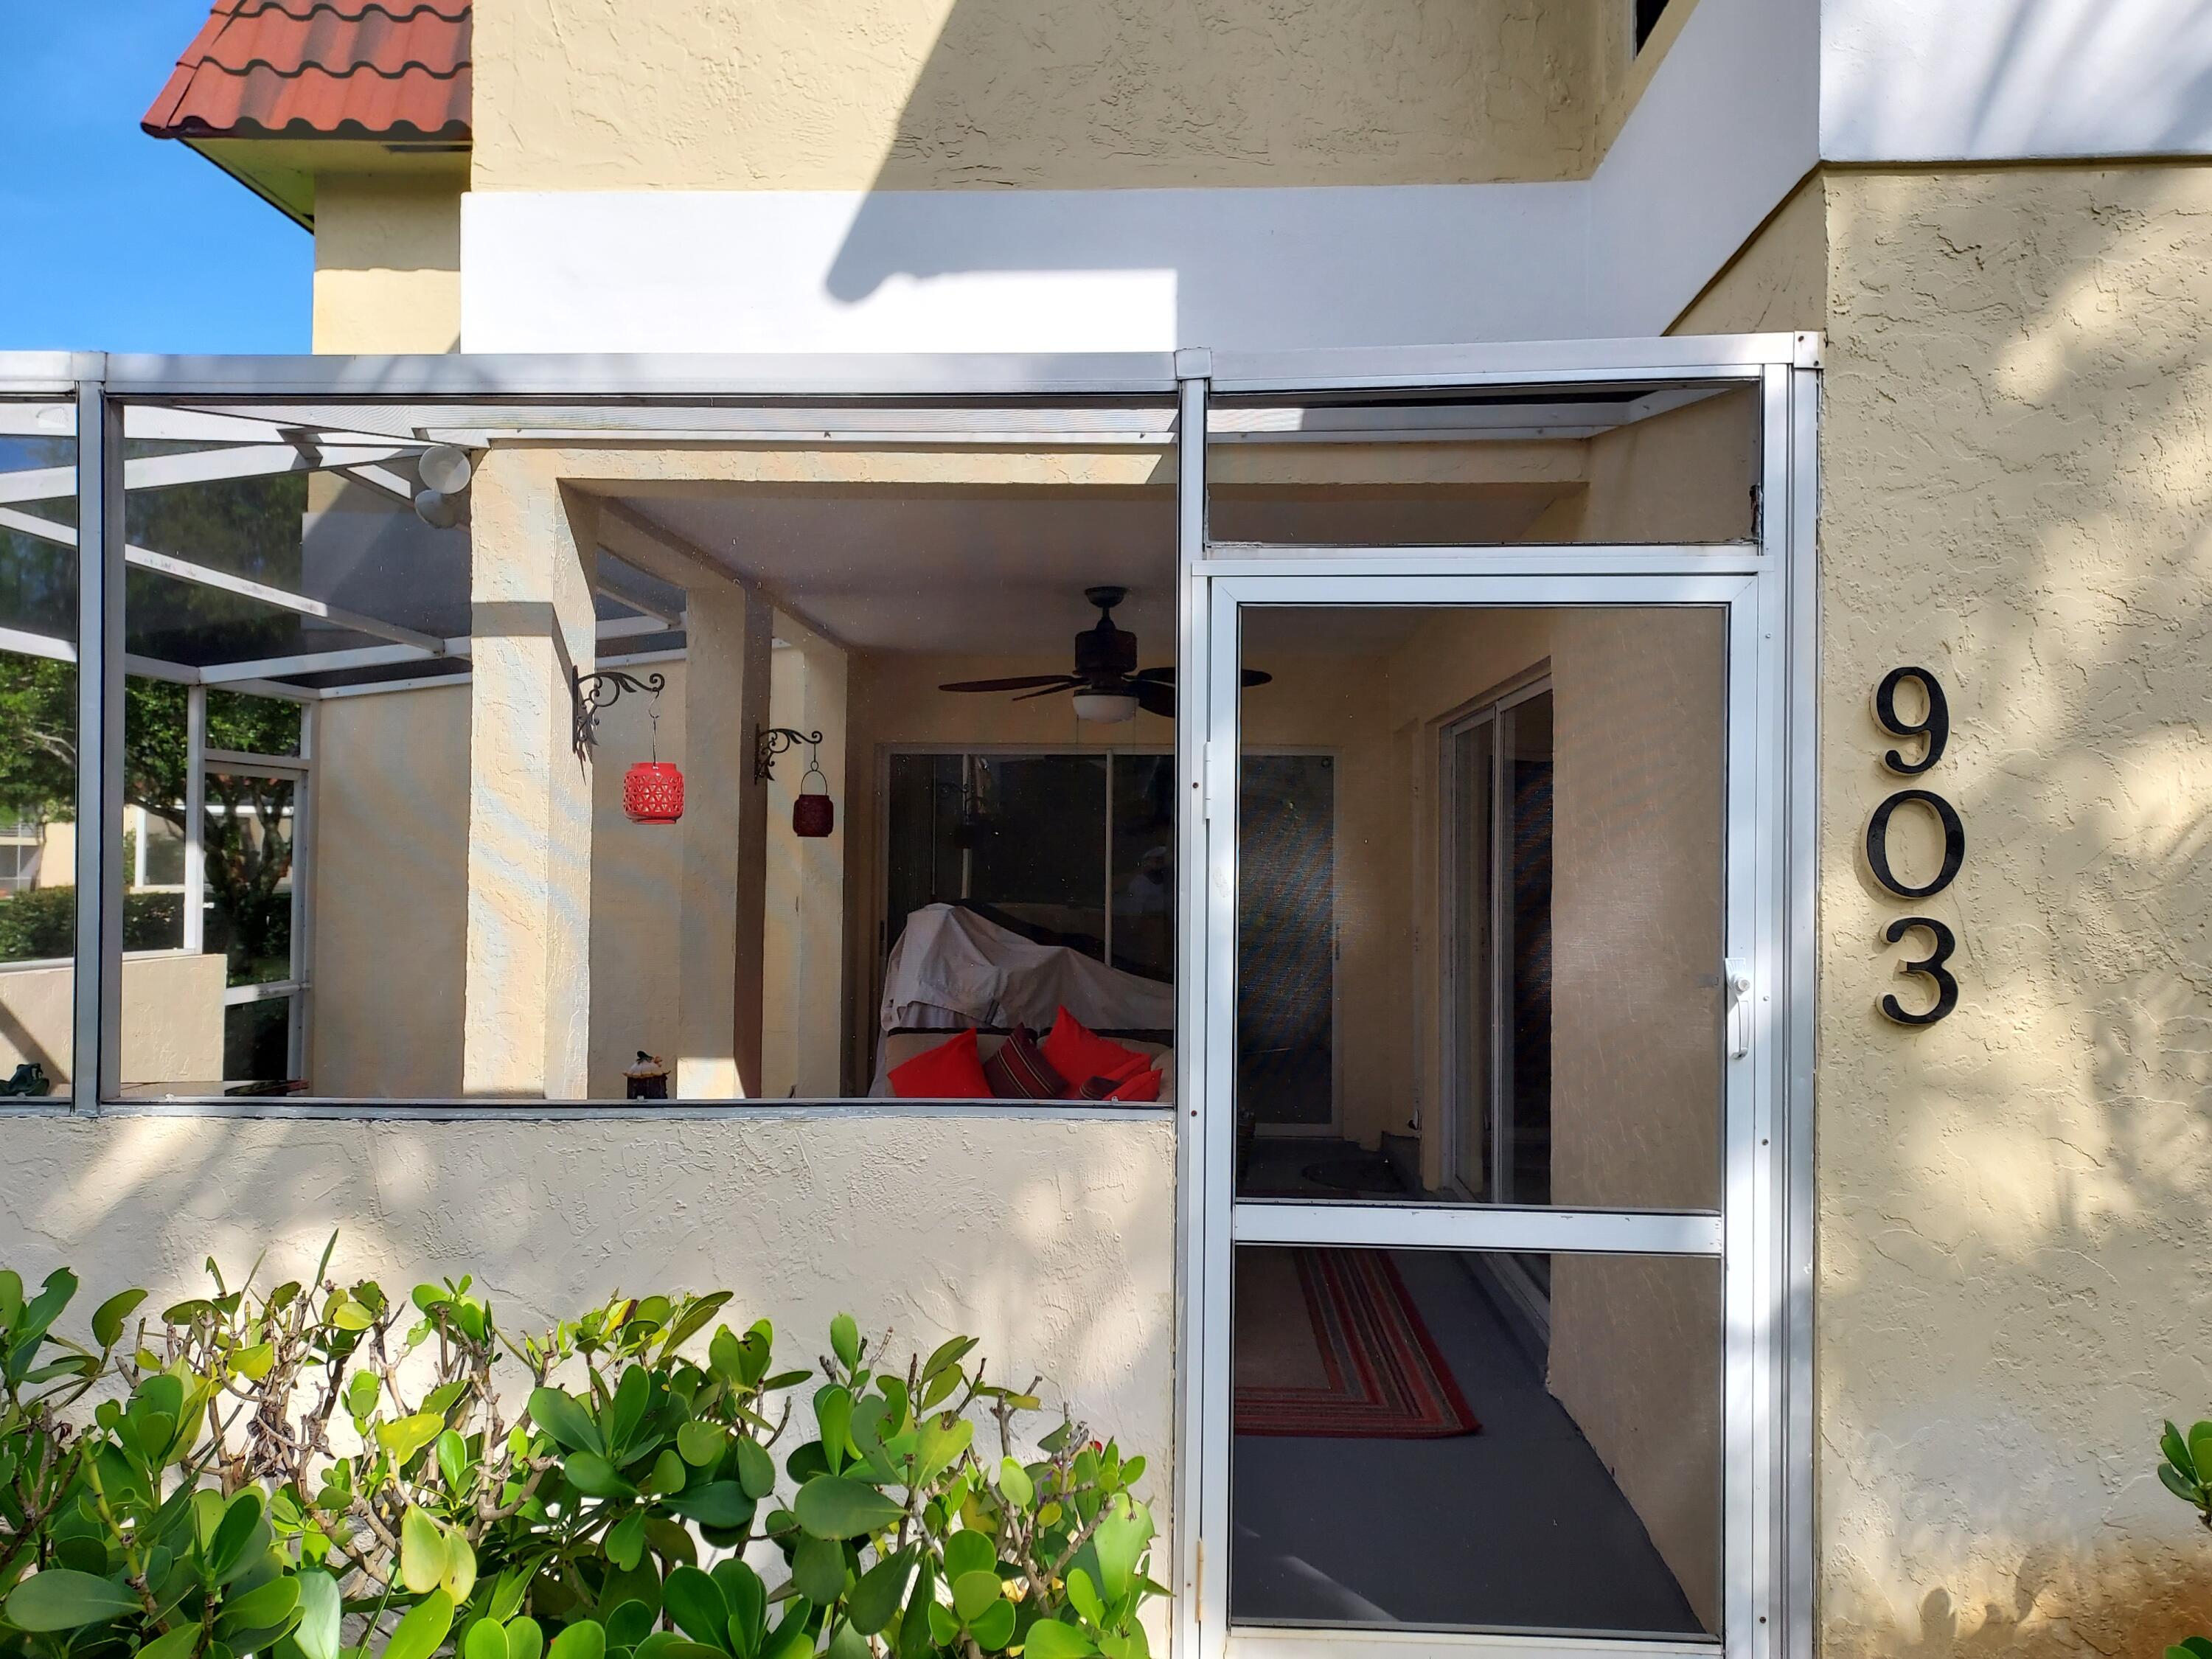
{"left": 1206, "top": 572, "right": 1757, "bottom": 1657}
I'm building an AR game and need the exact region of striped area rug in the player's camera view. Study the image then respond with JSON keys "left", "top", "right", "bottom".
{"left": 1234, "top": 1247, "right": 1481, "bottom": 1438}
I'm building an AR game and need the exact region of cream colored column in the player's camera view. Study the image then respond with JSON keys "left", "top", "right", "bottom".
{"left": 462, "top": 454, "right": 598, "bottom": 1099}
{"left": 761, "top": 621, "right": 849, "bottom": 1097}
{"left": 672, "top": 580, "right": 774, "bottom": 1097}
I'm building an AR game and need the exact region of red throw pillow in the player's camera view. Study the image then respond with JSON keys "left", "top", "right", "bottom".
{"left": 1104, "top": 1064, "right": 1161, "bottom": 1103}
{"left": 888, "top": 1029, "right": 993, "bottom": 1099}
{"left": 982, "top": 1026, "right": 1066, "bottom": 1101}
{"left": 1077, "top": 1051, "right": 1158, "bottom": 1101}
{"left": 1042, "top": 1007, "right": 1151, "bottom": 1094}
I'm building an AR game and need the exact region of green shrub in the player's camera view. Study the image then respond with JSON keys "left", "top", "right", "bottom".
{"left": 0, "top": 888, "right": 187, "bottom": 963}
{"left": 2157, "top": 1422, "right": 2212, "bottom": 1659}
{"left": 0, "top": 1248, "right": 1161, "bottom": 1659}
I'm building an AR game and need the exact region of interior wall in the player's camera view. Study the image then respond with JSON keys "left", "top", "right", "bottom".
{"left": 1522, "top": 386, "right": 1761, "bottom": 544}
{"left": 763, "top": 630, "right": 851, "bottom": 1098}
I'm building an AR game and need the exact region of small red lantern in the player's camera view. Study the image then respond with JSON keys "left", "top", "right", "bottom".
{"left": 793, "top": 759, "right": 835, "bottom": 838}
{"left": 625, "top": 761, "right": 684, "bottom": 824}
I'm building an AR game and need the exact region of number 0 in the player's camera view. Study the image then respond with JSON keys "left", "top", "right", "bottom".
{"left": 1865, "top": 787, "right": 1965, "bottom": 899}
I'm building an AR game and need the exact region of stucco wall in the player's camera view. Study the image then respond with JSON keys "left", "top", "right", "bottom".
{"left": 0, "top": 953, "right": 225, "bottom": 1088}
{"left": 471, "top": 0, "right": 1606, "bottom": 195}
{"left": 1678, "top": 163, "right": 2212, "bottom": 1655}
{"left": 310, "top": 175, "right": 462, "bottom": 354}
{"left": 0, "top": 1109, "right": 1175, "bottom": 1522}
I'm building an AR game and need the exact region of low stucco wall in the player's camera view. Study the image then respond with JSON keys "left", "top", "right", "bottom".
{"left": 0, "top": 952, "right": 226, "bottom": 1087}
{"left": 0, "top": 1110, "right": 1176, "bottom": 1485}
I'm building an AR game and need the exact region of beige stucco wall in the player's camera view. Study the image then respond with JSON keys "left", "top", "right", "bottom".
{"left": 0, "top": 953, "right": 225, "bottom": 1088}
{"left": 471, "top": 0, "right": 1608, "bottom": 194}
{"left": 1679, "top": 164, "right": 2212, "bottom": 1656}
{"left": 310, "top": 175, "right": 463, "bottom": 354}
{"left": 0, "top": 1108, "right": 1175, "bottom": 1522}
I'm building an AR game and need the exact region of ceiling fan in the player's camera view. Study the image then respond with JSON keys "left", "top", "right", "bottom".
{"left": 939, "top": 586, "right": 1272, "bottom": 723}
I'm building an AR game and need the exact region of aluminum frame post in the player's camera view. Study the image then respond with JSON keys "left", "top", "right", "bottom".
{"left": 71, "top": 378, "right": 122, "bottom": 1111}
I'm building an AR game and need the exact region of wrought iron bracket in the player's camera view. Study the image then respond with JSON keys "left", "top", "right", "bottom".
{"left": 756, "top": 726, "right": 823, "bottom": 782}
{"left": 571, "top": 669, "right": 667, "bottom": 760}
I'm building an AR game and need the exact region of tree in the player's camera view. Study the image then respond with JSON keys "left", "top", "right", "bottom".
{"left": 0, "top": 652, "right": 301, "bottom": 975}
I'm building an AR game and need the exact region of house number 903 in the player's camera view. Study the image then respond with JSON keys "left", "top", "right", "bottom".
{"left": 1870, "top": 667, "right": 1962, "bottom": 1025}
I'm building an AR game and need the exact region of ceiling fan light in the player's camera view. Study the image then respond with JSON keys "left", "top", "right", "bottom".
{"left": 1072, "top": 690, "right": 1140, "bottom": 724}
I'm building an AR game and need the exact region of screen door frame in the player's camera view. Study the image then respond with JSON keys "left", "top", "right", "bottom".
{"left": 1183, "top": 552, "right": 1793, "bottom": 1659}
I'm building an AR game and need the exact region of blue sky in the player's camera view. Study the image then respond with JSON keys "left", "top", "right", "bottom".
{"left": 0, "top": 1, "right": 312, "bottom": 352}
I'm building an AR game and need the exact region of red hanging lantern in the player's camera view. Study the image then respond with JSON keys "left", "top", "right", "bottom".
{"left": 793, "top": 754, "right": 835, "bottom": 838}
{"left": 622, "top": 689, "right": 682, "bottom": 822}
{"left": 625, "top": 760, "right": 684, "bottom": 824}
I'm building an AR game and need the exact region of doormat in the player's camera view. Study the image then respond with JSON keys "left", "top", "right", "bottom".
{"left": 1234, "top": 1248, "right": 1480, "bottom": 1438}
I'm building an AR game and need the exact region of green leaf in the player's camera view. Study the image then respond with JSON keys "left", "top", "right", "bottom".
{"left": 608, "top": 1364, "right": 651, "bottom": 1453}
{"left": 607, "top": 1509, "right": 648, "bottom": 1572}
{"left": 913, "top": 1416, "right": 973, "bottom": 1486}
{"left": 444, "top": 1526, "right": 480, "bottom": 1604}
{"left": 330, "top": 1299, "right": 375, "bottom": 1332}
{"left": 942, "top": 1531, "right": 995, "bottom": 1583}
{"left": 898, "top": 1564, "right": 936, "bottom": 1659}
{"left": 969, "top": 1599, "right": 1015, "bottom": 1649}
{"left": 666, "top": 1481, "right": 755, "bottom": 1528}
{"left": 951, "top": 1571, "right": 1002, "bottom": 1624}
{"left": 1064, "top": 1569, "right": 1103, "bottom": 1629}
{"left": 796, "top": 1475, "right": 905, "bottom": 1539}
{"left": 344, "top": 1369, "right": 380, "bottom": 1419}
{"left": 0, "top": 1268, "right": 19, "bottom": 1328}
{"left": 633, "top": 1639, "right": 727, "bottom": 1659}
{"left": 678, "top": 1422, "right": 726, "bottom": 1467}
{"left": 546, "top": 1621, "right": 608, "bottom": 1659}
{"left": 830, "top": 1315, "right": 861, "bottom": 1371}
{"left": 216, "top": 1575, "right": 299, "bottom": 1638}
{"left": 2188, "top": 1426, "right": 2212, "bottom": 1495}
{"left": 490, "top": 1569, "right": 530, "bottom": 1626}
{"left": 1021, "top": 1620, "right": 1097, "bottom": 1659}
{"left": 815, "top": 1387, "right": 854, "bottom": 1474}
{"left": 378, "top": 1413, "right": 445, "bottom": 1468}
{"left": 135, "top": 1626, "right": 204, "bottom": 1659}
{"left": 607, "top": 1599, "right": 656, "bottom": 1652}
{"left": 90, "top": 1287, "right": 147, "bottom": 1348}
{"left": 2176, "top": 1638, "right": 2212, "bottom": 1659}
{"left": 662, "top": 1566, "right": 732, "bottom": 1652}
{"left": 5, "top": 1568, "right": 144, "bottom": 1632}
{"left": 826, "top": 1623, "right": 872, "bottom": 1659}
{"left": 714, "top": 1560, "right": 766, "bottom": 1658}
{"left": 846, "top": 1548, "right": 913, "bottom": 1636}
{"left": 563, "top": 1451, "right": 637, "bottom": 1499}
{"left": 208, "top": 1489, "right": 267, "bottom": 1580}
{"left": 386, "top": 1592, "right": 456, "bottom": 1659}
{"left": 920, "top": 1335, "right": 976, "bottom": 1386}
{"left": 793, "top": 1536, "right": 850, "bottom": 1605}
{"left": 401, "top": 1506, "right": 448, "bottom": 1596}
{"left": 509, "top": 1616, "right": 547, "bottom": 1659}
{"left": 928, "top": 1603, "right": 962, "bottom": 1648}
{"left": 294, "top": 1570, "right": 341, "bottom": 1659}
{"left": 467, "top": 1619, "right": 512, "bottom": 1659}
{"left": 735, "top": 1436, "right": 776, "bottom": 1499}
{"left": 2166, "top": 1421, "right": 2197, "bottom": 1478}
{"left": 1091, "top": 1499, "right": 1152, "bottom": 1604}
{"left": 2160, "top": 1462, "right": 2200, "bottom": 1503}
{"left": 998, "top": 1458, "right": 1034, "bottom": 1510}
{"left": 529, "top": 1386, "right": 606, "bottom": 1456}
{"left": 761, "top": 1601, "right": 815, "bottom": 1659}
{"left": 437, "top": 1429, "right": 471, "bottom": 1493}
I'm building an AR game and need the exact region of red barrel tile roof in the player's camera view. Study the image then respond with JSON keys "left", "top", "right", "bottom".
{"left": 143, "top": 0, "right": 470, "bottom": 141}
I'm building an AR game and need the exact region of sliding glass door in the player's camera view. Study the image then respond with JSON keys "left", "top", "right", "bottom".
{"left": 1200, "top": 570, "right": 1768, "bottom": 1659}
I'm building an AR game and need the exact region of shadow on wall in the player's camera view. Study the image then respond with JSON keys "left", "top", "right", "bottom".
{"left": 1798, "top": 165, "right": 2212, "bottom": 1656}
{"left": 819, "top": 0, "right": 1604, "bottom": 349}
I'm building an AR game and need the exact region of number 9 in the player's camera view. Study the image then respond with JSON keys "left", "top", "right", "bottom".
{"left": 1874, "top": 667, "right": 1949, "bottom": 775}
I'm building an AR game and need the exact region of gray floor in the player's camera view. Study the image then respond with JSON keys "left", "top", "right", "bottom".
{"left": 1230, "top": 1141, "right": 1710, "bottom": 1638}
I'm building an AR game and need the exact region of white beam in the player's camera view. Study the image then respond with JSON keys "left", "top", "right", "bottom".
{"left": 337, "top": 463, "right": 419, "bottom": 504}
{"left": 0, "top": 443, "right": 419, "bottom": 507}
{"left": 198, "top": 641, "right": 442, "bottom": 684}
{"left": 0, "top": 505, "right": 451, "bottom": 655}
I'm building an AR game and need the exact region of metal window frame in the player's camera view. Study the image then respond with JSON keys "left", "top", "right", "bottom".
{"left": 12, "top": 335, "right": 1815, "bottom": 1659}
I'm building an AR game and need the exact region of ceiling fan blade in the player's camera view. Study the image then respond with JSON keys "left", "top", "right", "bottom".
{"left": 1135, "top": 681, "right": 1177, "bottom": 719}
{"left": 1241, "top": 669, "right": 1274, "bottom": 687}
{"left": 1012, "top": 682, "right": 1081, "bottom": 702}
{"left": 939, "top": 675, "right": 1079, "bottom": 693}
{"left": 1134, "top": 666, "right": 1175, "bottom": 682}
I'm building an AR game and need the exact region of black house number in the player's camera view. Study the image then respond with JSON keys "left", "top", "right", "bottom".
{"left": 1870, "top": 667, "right": 1962, "bottom": 1025}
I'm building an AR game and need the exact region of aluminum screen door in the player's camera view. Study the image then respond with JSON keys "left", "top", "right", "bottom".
{"left": 1194, "top": 567, "right": 1777, "bottom": 1659}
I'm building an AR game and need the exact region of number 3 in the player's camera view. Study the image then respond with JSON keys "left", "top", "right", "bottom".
{"left": 1879, "top": 917, "right": 1958, "bottom": 1026}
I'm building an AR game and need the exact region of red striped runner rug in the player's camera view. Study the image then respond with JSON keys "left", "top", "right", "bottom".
{"left": 1234, "top": 1247, "right": 1480, "bottom": 1438}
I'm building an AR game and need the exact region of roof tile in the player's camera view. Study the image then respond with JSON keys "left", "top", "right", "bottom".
{"left": 144, "top": 0, "right": 470, "bottom": 141}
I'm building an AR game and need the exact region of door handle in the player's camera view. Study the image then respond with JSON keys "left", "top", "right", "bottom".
{"left": 1725, "top": 957, "right": 1753, "bottom": 1060}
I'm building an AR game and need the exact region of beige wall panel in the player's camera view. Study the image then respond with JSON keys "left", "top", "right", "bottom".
{"left": 1812, "top": 166, "right": 2212, "bottom": 1658}
{"left": 585, "top": 667, "right": 689, "bottom": 1100}
{"left": 0, "top": 1111, "right": 1175, "bottom": 1514}
{"left": 1672, "top": 171, "right": 1828, "bottom": 337}
{"left": 313, "top": 684, "right": 470, "bottom": 1098}
{"left": 474, "top": 0, "right": 1601, "bottom": 194}
{"left": 311, "top": 175, "right": 463, "bottom": 354}
{"left": 0, "top": 954, "right": 225, "bottom": 1088}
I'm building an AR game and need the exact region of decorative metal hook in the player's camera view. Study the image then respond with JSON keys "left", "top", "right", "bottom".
{"left": 571, "top": 669, "right": 667, "bottom": 760}
{"left": 756, "top": 726, "right": 824, "bottom": 782}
